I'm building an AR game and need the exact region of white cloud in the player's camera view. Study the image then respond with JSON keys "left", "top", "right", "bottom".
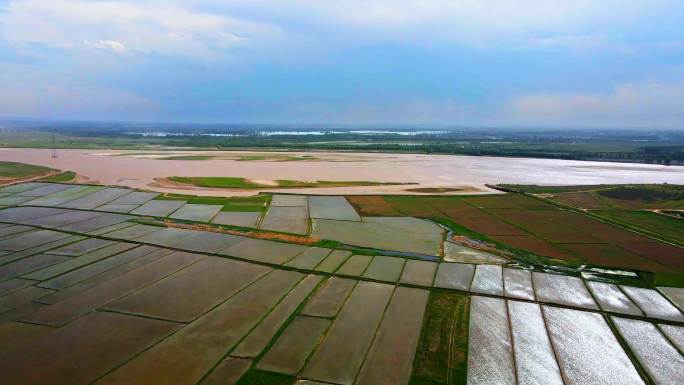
{"left": 0, "top": 0, "right": 280, "bottom": 57}
{"left": 85, "top": 39, "right": 128, "bottom": 54}
{"left": 508, "top": 81, "right": 684, "bottom": 127}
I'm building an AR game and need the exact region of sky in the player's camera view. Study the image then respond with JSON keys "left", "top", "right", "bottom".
{"left": 0, "top": 0, "right": 683, "bottom": 127}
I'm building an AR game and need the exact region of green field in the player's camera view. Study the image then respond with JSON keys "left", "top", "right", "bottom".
{"left": 0, "top": 161, "right": 54, "bottom": 179}
{"left": 38, "top": 171, "right": 76, "bottom": 183}
{"left": 154, "top": 192, "right": 270, "bottom": 212}
{"left": 593, "top": 210, "right": 684, "bottom": 244}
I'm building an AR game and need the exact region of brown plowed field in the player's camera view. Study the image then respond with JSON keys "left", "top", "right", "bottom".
{"left": 489, "top": 235, "right": 575, "bottom": 261}
{"left": 617, "top": 242, "right": 684, "bottom": 271}
{"left": 561, "top": 243, "right": 666, "bottom": 272}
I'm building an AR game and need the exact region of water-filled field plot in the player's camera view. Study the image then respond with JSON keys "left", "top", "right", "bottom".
{"left": 434, "top": 262, "right": 474, "bottom": 291}
{"left": 104, "top": 257, "right": 270, "bottom": 322}
{"left": 0, "top": 229, "right": 72, "bottom": 251}
{"left": 301, "top": 281, "right": 394, "bottom": 385}
{"left": 312, "top": 216, "right": 444, "bottom": 255}
{"left": 169, "top": 203, "right": 222, "bottom": 222}
{"left": 308, "top": 196, "right": 361, "bottom": 221}
{"left": 37, "top": 245, "right": 158, "bottom": 290}
{"left": 260, "top": 206, "right": 309, "bottom": 235}
{"left": 232, "top": 274, "right": 322, "bottom": 358}
{"left": 257, "top": 315, "right": 332, "bottom": 375}
{"left": 22, "top": 185, "right": 103, "bottom": 206}
{"left": 0, "top": 253, "right": 69, "bottom": 281}
{"left": 400, "top": 259, "right": 437, "bottom": 286}
{"left": 543, "top": 306, "right": 645, "bottom": 385}
{"left": 95, "top": 270, "right": 302, "bottom": 385}
{"left": 131, "top": 199, "right": 186, "bottom": 217}
{"left": 105, "top": 190, "right": 158, "bottom": 206}
{"left": 613, "top": 317, "right": 684, "bottom": 385}
{"left": 302, "top": 277, "right": 356, "bottom": 318}
{"left": 61, "top": 187, "right": 131, "bottom": 209}
{"left": 0, "top": 311, "right": 181, "bottom": 385}
{"left": 336, "top": 254, "right": 372, "bottom": 276}
{"left": 212, "top": 211, "right": 262, "bottom": 228}
{"left": 22, "top": 251, "right": 204, "bottom": 326}
{"left": 533, "top": 272, "right": 598, "bottom": 309}
{"left": 221, "top": 237, "right": 308, "bottom": 265}
{"left": 285, "top": 247, "right": 331, "bottom": 269}
{"left": 362, "top": 255, "right": 405, "bottom": 282}
{"left": 314, "top": 250, "right": 351, "bottom": 273}
{"left": 24, "top": 242, "right": 137, "bottom": 281}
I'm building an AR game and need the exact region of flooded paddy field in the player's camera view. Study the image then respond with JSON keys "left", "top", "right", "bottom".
{"left": 0, "top": 181, "right": 682, "bottom": 384}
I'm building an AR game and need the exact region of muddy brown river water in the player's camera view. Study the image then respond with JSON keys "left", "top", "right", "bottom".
{"left": 1, "top": 148, "right": 683, "bottom": 196}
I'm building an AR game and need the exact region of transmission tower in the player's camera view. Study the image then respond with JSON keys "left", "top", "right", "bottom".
{"left": 51, "top": 135, "right": 59, "bottom": 159}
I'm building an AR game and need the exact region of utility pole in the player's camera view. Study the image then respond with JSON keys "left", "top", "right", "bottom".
{"left": 51, "top": 135, "right": 59, "bottom": 159}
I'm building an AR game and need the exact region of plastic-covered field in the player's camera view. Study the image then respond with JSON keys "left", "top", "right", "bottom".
{"left": 533, "top": 272, "right": 598, "bottom": 309}
{"left": 508, "top": 301, "right": 564, "bottom": 385}
{"left": 260, "top": 206, "right": 309, "bottom": 235}
{"left": 130, "top": 200, "right": 186, "bottom": 217}
{"left": 211, "top": 211, "right": 262, "bottom": 228}
{"left": 308, "top": 196, "right": 360, "bottom": 221}
{"left": 586, "top": 281, "right": 642, "bottom": 315}
{"left": 658, "top": 286, "right": 684, "bottom": 312}
{"left": 168, "top": 204, "right": 222, "bottom": 222}
{"left": 613, "top": 317, "right": 684, "bottom": 385}
{"left": 467, "top": 296, "right": 515, "bottom": 385}
{"left": 543, "top": 306, "right": 644, "bottom": 385}
{"left": 469, "top": 264, "right": 503, "bottom": 295}
{"left": 659, "top": 324, "right": 684, "bottom": 352}
{"left": 312, "top": 217, "right": 444, "bottom": 256}
{"left": 443, "top": 242, "right": 507, "bottom": 264}
{"left": 621, "top": 286, "right": 684, "bottom": 322}
{"left": 502, "top": 268, "right": 535, "bottom": 300}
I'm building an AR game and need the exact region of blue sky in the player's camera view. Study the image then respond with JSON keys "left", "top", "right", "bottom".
{"left": 1, "top": 0, "right": 683, "bottom": 127}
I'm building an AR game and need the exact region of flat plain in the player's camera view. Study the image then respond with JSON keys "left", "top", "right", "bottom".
{"left": 0, "top": 180, "right": 682, "bottom": 385}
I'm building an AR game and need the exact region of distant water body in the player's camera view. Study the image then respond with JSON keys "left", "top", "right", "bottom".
{"left": 1, "top": 148, "right": 682, "bottom": 196}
